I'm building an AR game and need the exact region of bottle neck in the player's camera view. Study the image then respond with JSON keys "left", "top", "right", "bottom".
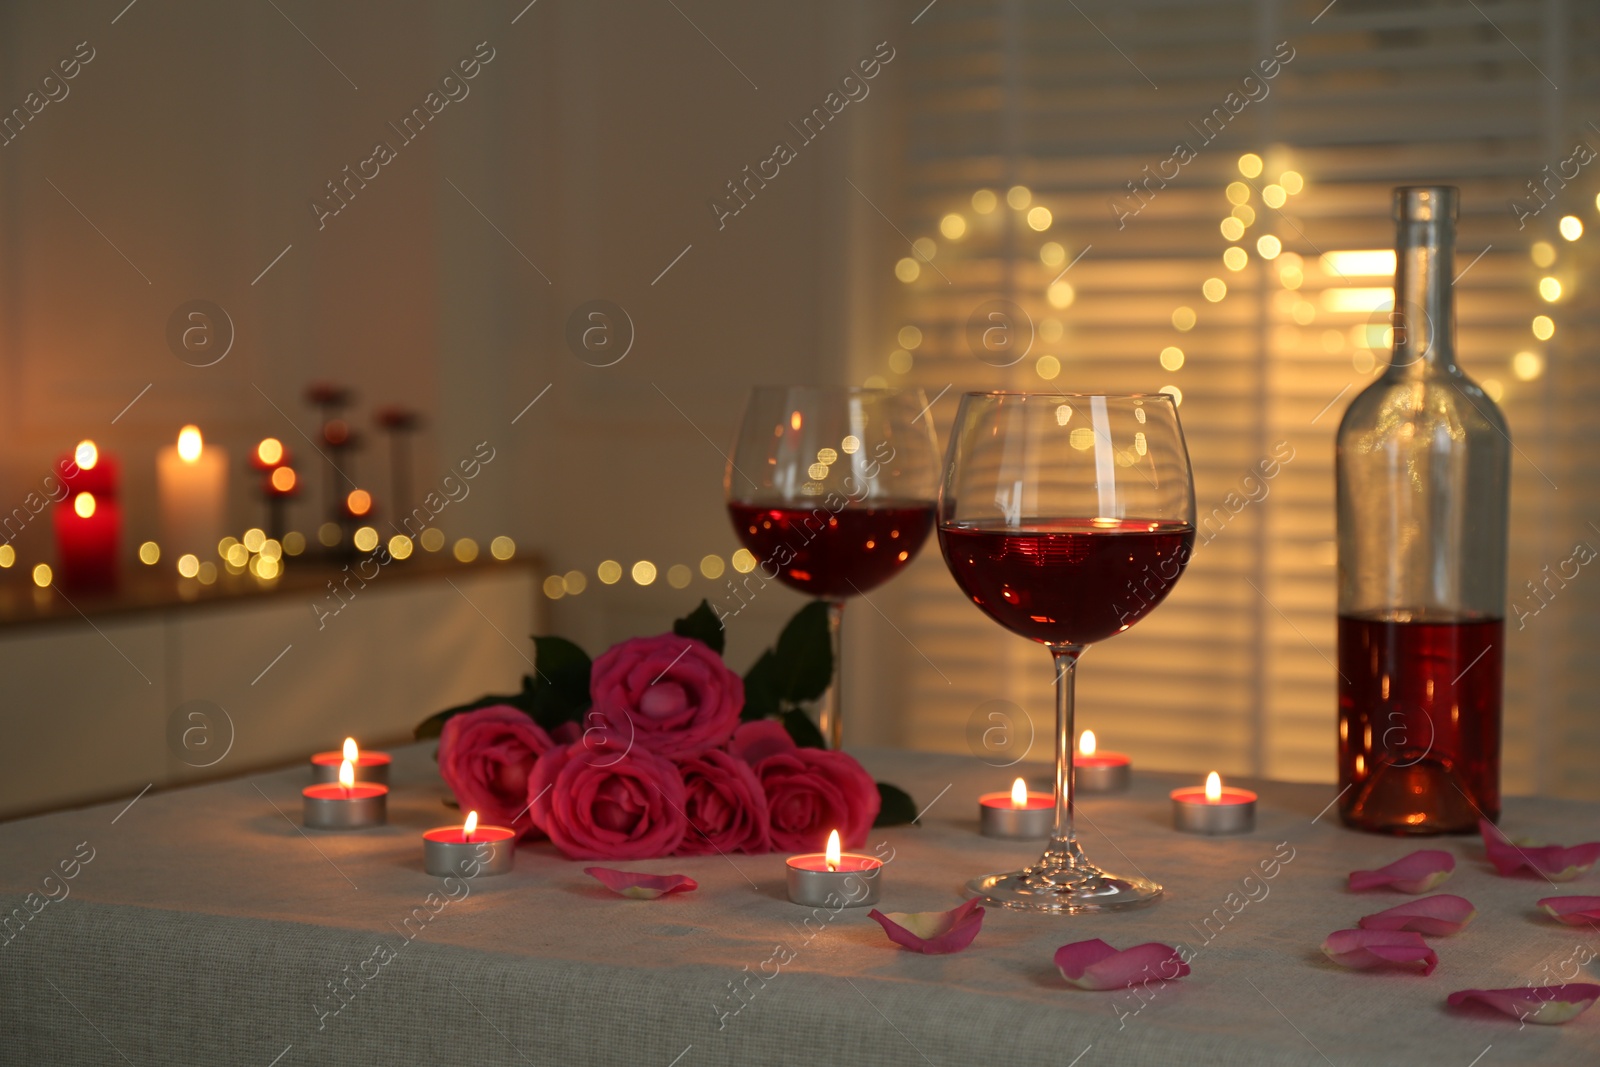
{"left": 1387, "top": 218, "right": 1459, "bottom": 379}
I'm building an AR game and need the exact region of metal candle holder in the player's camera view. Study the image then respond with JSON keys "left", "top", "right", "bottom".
{"left": 302, "top": 783, "right": 387, "bottom": 829}
{"left": 422, "top": 825, "right": 515, "bottom": 877}
{"left": 785, "top": 855, "right": 882, "bottom": 908}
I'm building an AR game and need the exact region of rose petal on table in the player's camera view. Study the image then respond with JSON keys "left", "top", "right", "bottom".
{"left": 583, "top": 866, "right": 698, "bottom": 899}
{"left": 1348, "top": 850, "right": 1455, "bottom": 893}
{"left": 1480, "top": 819, "right": 1600, "bottom": 881}
{"left": 1321, "top": 929, "right": 1438, "bottom": 975}
{"left": 1447, "top": 984, "right": 1600, "bottom": 1025}
{"left": 1538, "top": 896, "right": 1600, "bottom": 926}
{"left": 1357, "top": 895, "right": 1477, "bottom": 936}
{"left": 1054, "top": 939, "right": 1190, "bottom": 990}
{"left": 868, "top": 899, "right": 985, "bottom": 955}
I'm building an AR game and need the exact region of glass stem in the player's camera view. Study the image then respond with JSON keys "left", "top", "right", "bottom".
{"left": 1048, "top": 644, "right": 1084, "bottom": 861}
{"left": 821, "top": 599, "right": 846, "bottom": 750}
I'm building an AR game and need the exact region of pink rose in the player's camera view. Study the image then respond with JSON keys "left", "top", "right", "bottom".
{"left": 675, "top": 749, "right": 770, "bottom": 856}
{"left": 728, "top": 719, "right": 796, "bottom": 765}
{"left": 529, "top": 740, "right": 688, "bottom": 860}
{"left": 731, "top": 724, "right": 881, "bottom": 851}
{"left": 438, "top": 705, "right": 554, "bottom": 839}
{"left": 588, "top": 634, "right": 743, "bottom": 760}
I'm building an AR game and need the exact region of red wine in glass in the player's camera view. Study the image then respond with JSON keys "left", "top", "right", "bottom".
{"left": 1337, "top": 613, "right": 1502, "bottom": 832}
{"left": 940, "top": 392, "right": 1196, "bottom": 912}
{"left": 725, "top": 386, "right": 940, "bottom": 751}
{"left": 940, "top": 518, "right": 1194, "bottom": 646}
{"left": 727, "top": 501, "right": 935, "bottom": 598}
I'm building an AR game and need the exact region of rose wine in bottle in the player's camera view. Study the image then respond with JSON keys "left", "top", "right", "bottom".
{"left": 1335, "top": 186, "right": 1510, "bottom": 834}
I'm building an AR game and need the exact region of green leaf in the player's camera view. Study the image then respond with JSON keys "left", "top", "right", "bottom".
{"left": 413, "top": 635, "right": 594, "bottom": 740}
{"left": 772, "top": 600, "right": 834, "bottom": 705}
{"left": 523, "top": 635, "right": 593, "bottom": 731}
{"left": 873, "top": 782, "right": 919, "bottom": 827}
{"left": 672, "top": 599, "right": 726, "bottom": 656}
{"left": 780, "top": 707, "right": 826, "bottom": 750}
{"left": 741, "top": 649, "right": 781, "bottom": 721}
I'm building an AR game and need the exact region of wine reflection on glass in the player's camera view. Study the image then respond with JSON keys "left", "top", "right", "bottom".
{"left": 939, "top": 392, "right": 1196, "bottom": 912}
{"left": 725, "top": 387, "right": 940, "bottom": 749}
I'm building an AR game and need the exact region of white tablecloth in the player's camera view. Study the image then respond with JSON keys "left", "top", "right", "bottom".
{"left": 2, "top": 744, "right": 1597, "bottom": 1065}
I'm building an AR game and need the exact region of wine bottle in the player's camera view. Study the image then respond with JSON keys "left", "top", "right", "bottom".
{"left": 1335, "top": 186, "right": 1510, "bottom": 834}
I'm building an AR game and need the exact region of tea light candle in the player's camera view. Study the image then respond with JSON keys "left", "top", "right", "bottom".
{"left": 303, "top": 759, "right": 387, "bottom": 829}
{"left": 979, "top": 777, "right": 1054, "bottom": 839}
{"left": 1172, "top": 772, "right": 1256, "bottom": 835}
{"left": 786, "top": 830, "right": 882, "bottom": 907}
{"left": 423, "top": 811, "right": 515, "bottom": 877}
{"left": 1074, "top": 731, "right": 1131, "bottom": 793}
{"left": 311, "top": 738, "right": 391, "bottom": 785}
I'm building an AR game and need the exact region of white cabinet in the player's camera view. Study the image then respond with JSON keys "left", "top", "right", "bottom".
{"left": 0, "top": 561, "right": 540, "bottom": 819}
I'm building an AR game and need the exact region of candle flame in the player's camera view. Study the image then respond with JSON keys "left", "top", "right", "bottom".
{"left": 177, "top": 425, "right": 203, "bottom": 463}
{"left": 270, "top": 466, "right": 297, "bottom": 492}
{"left": 1079, "top": 730, "right": 1097, "bottom": 757}
{"left": 73, "top": 492, "right": 96, "bottom": 519}
{"left": 825, "top": 829, "right": 841, "bottom": 872}
{"left": 463, "top": 811, "right": 478, "bottom": 840}
{"left": 257, "top": 438, "right": 284, "bottom": 466}
{"left": 74, "top": 440, "right": 98, "bottom": 470}
{"left": 342, "top": 737, "right": 359, "bottom": 762}
{"left": 338, "top": 759, "right": 355, "bottom": 791}
{"left": 1011, "top": 777, "right": 1029, "bottom": 808}
{"left": 1205, "top": 771, "right": 1222, "bottom": 803}
{"left": 790, "top": 411, "right": 803, "bottom": 432}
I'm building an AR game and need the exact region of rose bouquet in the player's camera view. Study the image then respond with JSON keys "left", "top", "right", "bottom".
{"left": 416, "top": 601, "right": 916, "bottom": 859}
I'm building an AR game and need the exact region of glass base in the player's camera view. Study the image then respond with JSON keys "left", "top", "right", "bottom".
{"left": 965, "top": 855, "right": 1162, "bottom": 913}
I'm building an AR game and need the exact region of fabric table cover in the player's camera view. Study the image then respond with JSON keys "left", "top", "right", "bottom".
{"left": 3, "top": 744, "right": 1597, "bottom": 1065}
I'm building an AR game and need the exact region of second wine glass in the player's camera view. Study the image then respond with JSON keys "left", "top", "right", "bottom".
{"left": 725, "top": 387, "right": 939, "bottom": 749}
{"left": 940, "top": 392, "right": 1196, "bottom": 912}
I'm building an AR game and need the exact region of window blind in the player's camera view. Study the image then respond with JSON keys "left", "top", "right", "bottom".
{"left": 872, "top": 0, "right": 1600, "bottom": 797}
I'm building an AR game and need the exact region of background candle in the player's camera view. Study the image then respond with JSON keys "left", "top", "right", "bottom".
{"left": 1075, "top": 730, "right": 1131, "bottom": 793}
{"left": 1172, "top": 772, "right": 1256, "bottom": 834}
{"left": 54, "top": 442, "right": 120, "bottom": 591}
{"left": 60, "top": 439, "right": 118, "bottom": 497}
{"left": 980, "top": 777, "right": 1054, "bottom": 838}
{"left": 54, "top": 490, "right": 121, "bottom": 591}
{"left": 311, "top": 738, "right": 391, "bottom": 785}
{"left": 157, "top": 425, "right": 227, "bottom": 562}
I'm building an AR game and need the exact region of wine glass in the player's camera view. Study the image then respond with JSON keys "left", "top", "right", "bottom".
{"left": 939, "top": 393, "right": 1196, "bottom": 911}
{"left": 726, "top": 387, "right": 939, "bottom": 749}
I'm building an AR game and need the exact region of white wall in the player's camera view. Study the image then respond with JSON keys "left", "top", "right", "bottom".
{"left": 0, "top": 3, "right": 918, "bottom": 753}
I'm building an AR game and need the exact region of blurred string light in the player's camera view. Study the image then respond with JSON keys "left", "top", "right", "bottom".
{"left": 871, "top": 159, "right": 1378, "bottom": 403}
{"left": 883, "top": 156, "right": 1318, "bottom": 395}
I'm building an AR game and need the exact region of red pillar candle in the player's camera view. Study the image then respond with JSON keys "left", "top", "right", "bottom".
{"left": 54, "top": 441, "right": 121, "bottom": 591}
